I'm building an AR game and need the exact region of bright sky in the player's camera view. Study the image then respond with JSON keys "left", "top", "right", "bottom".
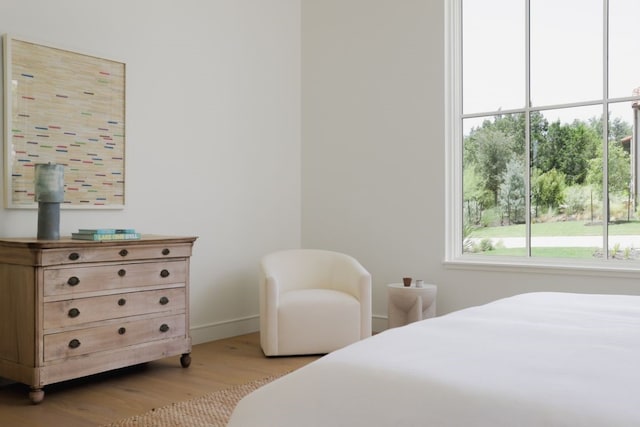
{"left": 462, "top": 0, "right": 640, "bottom": 130}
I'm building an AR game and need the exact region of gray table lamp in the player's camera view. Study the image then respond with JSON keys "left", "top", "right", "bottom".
{"left": 34, "top": 163, "right": 64, "bottom": 240}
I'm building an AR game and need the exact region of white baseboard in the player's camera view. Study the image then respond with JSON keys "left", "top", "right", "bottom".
{"left": 190, "top": 314, "right": 389, "bottom": 344}
{"left": 190, "top": 315, "right": 260, "bottom": 345}
{"left": 372, "top": 314, "right": 388, "bottom": 333}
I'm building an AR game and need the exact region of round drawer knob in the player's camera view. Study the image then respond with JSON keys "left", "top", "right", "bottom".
{"left": 68, "top": 252, "right": 80, "bottom": 261}
{"left": 68, "top": 339, "right": 81, "bottom": 349}
{"left": 162, "top": 248, "right": 170, "bottom": 256}
{"left": 159, "top": 324, "right": 170, "bottom": 333}
{"left": 118, "top": 269, "right": 126, "bottom": 277}
{"left": 67, "top": 276, "right": 80, "bottom": 286}
{"left": 159, "top": 296, "right": 169, "bottom": 305}
{"left": 118, "top": 327, "right": 126, "bottom": 335}
{"left": 160, "top": 269, "right": 170, "bottom": 278}
{"left": 118, "top": 298, "right": 127, "bottom": 306}
{"left": 68, "top": 308, "right": 80, "bottom": 318}
{"left": 119, "top": 249, "right": 129, "bottom": 257}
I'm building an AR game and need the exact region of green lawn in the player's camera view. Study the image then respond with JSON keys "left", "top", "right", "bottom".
{"left": 477, "top": 247, "right": 598, "bottom": 258}
{"left": 467, "top": 220, "right": 640, "bottom": 259}
{"left": 469, "top": 220, "right": 640, "bottom": 238}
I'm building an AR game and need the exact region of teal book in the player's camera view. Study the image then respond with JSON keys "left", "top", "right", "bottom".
{"left": 72, "top": 232, "right": 141, "bottom": 241}
{"left": 77, "top": 228, "right": 136, "bottom": 234}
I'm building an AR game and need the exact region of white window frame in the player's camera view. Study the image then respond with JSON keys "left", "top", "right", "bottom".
{"left": 444, "top": 0, "right": 640, "bottom": 277}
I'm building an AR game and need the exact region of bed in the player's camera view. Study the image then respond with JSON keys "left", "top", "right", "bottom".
{"left": 228, "top": 292, "right": 640, "bottom": 426}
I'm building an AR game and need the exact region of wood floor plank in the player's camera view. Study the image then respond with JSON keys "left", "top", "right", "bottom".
{"left": 0, "top": 332, "right": 320, "bottom": 427}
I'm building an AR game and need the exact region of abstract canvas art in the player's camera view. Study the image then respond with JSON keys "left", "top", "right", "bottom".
{"left": 3, "top": 35, "right": 126, "bottom": 209}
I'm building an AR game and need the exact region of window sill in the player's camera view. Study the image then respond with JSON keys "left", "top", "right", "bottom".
{"left": 443, "top": 255, "right": 640, "bottom": 279}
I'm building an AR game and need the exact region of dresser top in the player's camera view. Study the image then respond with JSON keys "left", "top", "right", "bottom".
{"left": 0, "top": 235, "right": 198, "bottom": 249}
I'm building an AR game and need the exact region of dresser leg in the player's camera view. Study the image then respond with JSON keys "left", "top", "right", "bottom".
{"left": 29, "top": 387, "right": 45, "bottom": 404}
{"left": 180, "top": 353, "right": 191, "bottom": 368}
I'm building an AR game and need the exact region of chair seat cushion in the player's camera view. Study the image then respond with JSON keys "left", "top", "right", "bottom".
{"left": 277, "top": 289, "right": 360, "bottom": 355}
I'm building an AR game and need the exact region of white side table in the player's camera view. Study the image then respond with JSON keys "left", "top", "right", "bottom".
{"left": 387, "top": 283, "right": 437, "bottom": 328}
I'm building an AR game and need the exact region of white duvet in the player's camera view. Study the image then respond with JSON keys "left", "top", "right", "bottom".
{"left": 228, "top": 292, "right": 640, "bottom": 426}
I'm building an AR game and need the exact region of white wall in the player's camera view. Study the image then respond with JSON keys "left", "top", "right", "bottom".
{"left": 0, "top": 0, "right": 302, "bottom": 343}
{"left": 4, "top": 1, "right": 638, "bottom": 343}
{"left": 301, "top": 0, "right": 640, "bottom": 330}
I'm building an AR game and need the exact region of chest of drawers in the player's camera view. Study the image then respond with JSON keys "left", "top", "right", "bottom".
{"left": 0, "top": 235, "right": 197, "bottom": 403}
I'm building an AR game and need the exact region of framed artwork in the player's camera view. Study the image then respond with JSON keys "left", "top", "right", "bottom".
{"left": 3, "top": 35, "right": 126, "bottom": 209}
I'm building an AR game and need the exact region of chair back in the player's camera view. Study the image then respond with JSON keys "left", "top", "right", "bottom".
{"left": 261, "top": 249, "right": 358, "bottom": 293}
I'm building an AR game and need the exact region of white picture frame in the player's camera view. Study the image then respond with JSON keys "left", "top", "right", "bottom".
{"left": 3, "top": 35, "right": 126, "bottom": 209}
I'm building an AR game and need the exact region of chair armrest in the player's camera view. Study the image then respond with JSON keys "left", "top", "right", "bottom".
{"left": 330, "top": 258, "right": 372, "bottom": 339}
{"left": 357, "top": 271, "right": 372, "bottom": 338}
{"left": 331, "top": 257, "right": 370, "bottom": 298}
{"left": 259, "top": 274, "right": 280, "bottom": 355}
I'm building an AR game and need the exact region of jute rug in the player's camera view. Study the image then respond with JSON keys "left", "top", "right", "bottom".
{"left": 103, "top": 374, "right": 282, "bottom": 427}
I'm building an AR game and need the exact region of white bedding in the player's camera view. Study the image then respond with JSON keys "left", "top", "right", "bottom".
{"left": 228, "top": 292, "right": 640, "bottom": 426}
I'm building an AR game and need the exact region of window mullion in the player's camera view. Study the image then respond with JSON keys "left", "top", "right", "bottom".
{"left": 445, "top": 0, "right": 463, "bottom": 259}
{"left": 602, "top": 0, "right": 609, "bottom": 258}
{"left": 525, "top": 0, "right": 531, "bottom": 257}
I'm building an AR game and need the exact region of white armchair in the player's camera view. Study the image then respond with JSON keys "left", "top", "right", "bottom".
{"left": 259, "top": 249, "right": 372, "bottom": 356}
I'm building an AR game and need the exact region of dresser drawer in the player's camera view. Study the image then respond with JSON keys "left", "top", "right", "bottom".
{"left": 44, "top": 288, "right": 186, "bottom": 329}
{"left": 43, "top": 313, "right": 186, "bottom": 362}
{"left": 43, "top": 260, "right": 187, "bottom": 297}
{"left": 40, "top": 242, "right": 193, "bottom": 266}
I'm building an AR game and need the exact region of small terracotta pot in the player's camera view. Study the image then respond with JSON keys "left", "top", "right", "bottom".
{"left": 402, "top": 277, "right": 412, "bottom": 287}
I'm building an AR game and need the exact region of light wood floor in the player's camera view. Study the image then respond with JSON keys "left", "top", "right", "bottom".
{"left": 0, "top": 333, "right": 320, "bottom": 427}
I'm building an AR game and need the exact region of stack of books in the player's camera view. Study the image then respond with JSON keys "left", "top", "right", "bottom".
{"left": 71, "top": 228, "right": 141, "bottom": 241}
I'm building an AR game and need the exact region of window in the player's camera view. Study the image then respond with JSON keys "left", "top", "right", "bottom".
{"left": 446, "top": 0, "right": 640, "bottom": 266}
